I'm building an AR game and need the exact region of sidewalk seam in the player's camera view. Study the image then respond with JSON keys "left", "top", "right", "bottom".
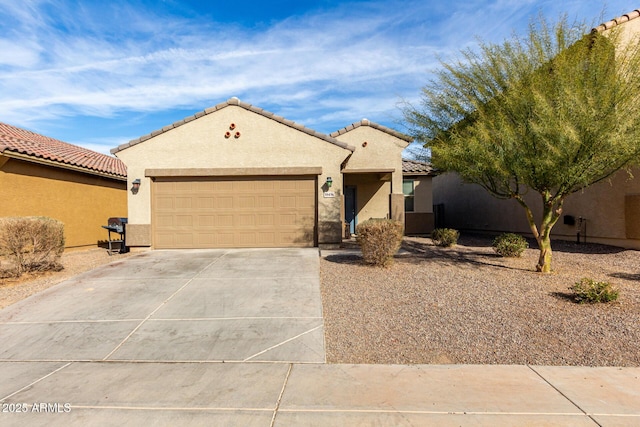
{"left": 270, "top": 363, "right": 293, "bottom": 427}
{"left": 527, "top": 365, "right": 602, "bottom": 427}
{"left": 243, "top": 324, "right": 323, "bottom": 362}
{"left": 0, "top": 362, "right": 72, "bottom": 401}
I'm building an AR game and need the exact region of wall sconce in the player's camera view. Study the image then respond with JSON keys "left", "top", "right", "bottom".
{"left": 326, "top": 176, "right": 333, "bottom": 188}
{"left": 131, "top": 178, "right": 141, "bottom": 194}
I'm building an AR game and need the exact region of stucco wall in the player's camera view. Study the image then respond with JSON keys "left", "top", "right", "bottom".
{"left": 335, "top": 126, "right": 408, "bottom": 195}
{"left": 433, "top": 168, "right": 640, "bottom": 249}
{"left": 602, "top": 16, "right": 640, "bottom": 47}
{"left": 411, "top": 176, "right": 433, "bottom": 213}
{"left": 115, "top": 105, "right": 351, "bottom": 246}
{"left": 0, "top": 156, "right": 127, "bottom": 248}
{"left": 404, "top": 175, "right": 433, "bottom": 234}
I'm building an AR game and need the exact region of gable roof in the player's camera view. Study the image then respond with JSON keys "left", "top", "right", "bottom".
{"left": 402, "top": 159, "right": 436, "bottom": 176}
{"left": 593, "top": 9, "right": 640, "bottom": 33}
{"left": 111, "top": 97, "right": 356, "bottom": 154}
{"left": 0, "top": 122, "right": 126, "bottom": 179}
{"left": 330, "top": 119, "right": 413, "bottom": 143}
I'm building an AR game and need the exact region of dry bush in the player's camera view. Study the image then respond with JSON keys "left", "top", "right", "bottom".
{"left": 492, "top": 233, "right": 529, "bottom": 257}
{"left": 431, "top": 228, "right": 459, "bottom": 247}
{"left": 356, "top": 219, "right": 403, "bottom": 267}
{"left": 571, "top": 278, "right": 619, "bottom": 304}
{"left": 0, "top": 217, "right": 65, "bottom": 277}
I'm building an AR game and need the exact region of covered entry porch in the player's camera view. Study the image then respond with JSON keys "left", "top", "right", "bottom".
{"left": 342, "top": 169, "right": 404, "bottom": 236}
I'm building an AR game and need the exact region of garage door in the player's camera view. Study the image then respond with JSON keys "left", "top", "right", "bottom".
{"left": 152, "top": 176, "right": 316, "bottom": 248}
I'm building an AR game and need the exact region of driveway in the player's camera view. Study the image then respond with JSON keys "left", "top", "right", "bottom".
{"left": 0, "top": 248, "right": 324, "bottom": 363}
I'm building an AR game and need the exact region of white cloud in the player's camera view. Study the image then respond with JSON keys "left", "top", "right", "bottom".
{"left": 0, "top": 39, "right": 42, "bottom": 67}
{"left": 0, "top": 1, "right": 441, "bottom": 123}
{"left": 69, "top": 137, "right": 134, "bottom": 156}
{"left": 0, "top": 0, "right": 637, "bottom": 142}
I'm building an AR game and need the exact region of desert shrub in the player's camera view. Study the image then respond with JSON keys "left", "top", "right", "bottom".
{"left": 492, "top": 233, "right": 529, "bottom": 257}
{"left": 0, "top": 217, "right": 65, "bottom": 276}
{"left": 356, "top": 219, "right": 403, "bottom": 267}
{"left": 570, "top": 278, "right": 619, "bottom": 304}
{"left": 431, "top": 228, "right": 459, "bottom": 247}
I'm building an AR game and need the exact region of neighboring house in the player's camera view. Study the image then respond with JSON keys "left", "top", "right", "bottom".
{"left": 593, "top": 8, "right": 640, "bottom": 44}
{"left": 0, "top": 123, "right": 127, "bottom": 249}
{"left": 433, "top": 9, "right": 640, "bottom": 250}
{"left": 402, "top": 159, "right": 437, "bottom": 235}
{"left": 111, "top": 97, "right": 413, "bottom": 249}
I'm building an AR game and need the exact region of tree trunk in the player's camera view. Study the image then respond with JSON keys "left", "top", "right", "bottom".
{"left": 514, "top": 193, "right": 562, "bottom": 274}
{"left": 536, "top": 233, "right": 552, "bottom": 273}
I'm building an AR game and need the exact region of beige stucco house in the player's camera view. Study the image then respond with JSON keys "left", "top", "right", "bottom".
{"left": 0, "top": 122, "right": 127, "bottom": 249}
{"left": 401, "top": 159, "right": 436, "bottom": 235}
{"left": 112, "top": 97, "right": 414, "bottom": 249}
{"left": 433, "top": 9, "right": 640, "bottom": 249}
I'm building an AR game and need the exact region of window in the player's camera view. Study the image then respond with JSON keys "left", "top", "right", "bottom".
{"left": 403, "top": 179, "right": 414, "bottom": 212}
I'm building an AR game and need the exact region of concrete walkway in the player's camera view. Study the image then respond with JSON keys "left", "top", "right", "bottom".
{"left": 0, "top": 249, "right": 638, "bottom": 426}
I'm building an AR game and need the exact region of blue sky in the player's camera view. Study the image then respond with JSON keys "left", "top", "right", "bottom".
{"left": 0, "top": 0, "right": 637, "bottom": 155}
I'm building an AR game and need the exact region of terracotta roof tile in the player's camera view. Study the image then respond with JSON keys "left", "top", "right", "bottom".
{"left": 112, "top": 98, "right": 355, "bottom": 154}
{"left": 331, "top": 119, "right": 413, "bottom": 142}
{"left": 0, "top": 122, "right": 126, "bottom": 178}
{"left": 592, "top": 9, "right": 640, "bottom": 33}
{"left": 402, "top": 159, "right": 436, "bottom": 175}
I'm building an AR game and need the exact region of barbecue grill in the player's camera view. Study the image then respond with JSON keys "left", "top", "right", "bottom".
{"left": 102, "top": 217, "right": 128, "bottom": 255}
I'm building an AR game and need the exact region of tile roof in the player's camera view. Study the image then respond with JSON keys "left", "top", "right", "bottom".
{"left": 0, "top": 122, "right": 126, "bottom": 179}
{"left": 592, "top": 9, "right": 640, "bottom": 32}
{"left": 402, "top": 159, "right": 436, "bottom": 175}
{"left": 330, "top": 119, "right": 413, "bottom": 143}
{"left": 111, "top": 97, "right": 356, "bottom": 154}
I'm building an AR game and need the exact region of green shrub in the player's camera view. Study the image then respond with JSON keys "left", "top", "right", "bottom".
{"left": 0, "top": 217, "right": 65, "bottom": 276}
{"left": 431, "top": 228, "right": 459, "bottom": 247}
{"left": 356, "top": 219, "right": 404, "bottom": 267}
{"left": 492, "top": 233, "right": 529, "bottom": 257}
{"left": 570, "top": 278, "right": 619, "bottom": 304}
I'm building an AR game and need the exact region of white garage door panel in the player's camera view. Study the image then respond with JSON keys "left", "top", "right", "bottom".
{"left": 152, "top": 177, "right": 316, "bottom": 248}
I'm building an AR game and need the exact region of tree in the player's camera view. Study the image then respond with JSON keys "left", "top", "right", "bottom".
{"left": 404, "top": 16, "right": 640, "bottom": 273}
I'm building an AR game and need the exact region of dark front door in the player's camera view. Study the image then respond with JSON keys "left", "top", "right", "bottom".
{"left": 345, "top": 185, "right": 357, "bottom": 234}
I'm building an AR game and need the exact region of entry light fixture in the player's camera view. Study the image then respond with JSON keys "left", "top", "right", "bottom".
{"left": 131, "top": 178, "right": 141, "bottom": 194}
{"left": 326, "top": 176, "right": 333, "bottom": 188}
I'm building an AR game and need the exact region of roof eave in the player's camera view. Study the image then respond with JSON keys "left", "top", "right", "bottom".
{"left": 403, "top": 171, "right": 438, "bottom": 177}
{"left": 592, "top": 8, "right": 640, "bottom": 33}
{"left": 111, "top": 98, "right": 356, "bottom": 154}
{"left": 331, "top": 119, "right": 413, "bottom": 143}
{"left": 1, "top": 150, "right": 127, "bottom": 181}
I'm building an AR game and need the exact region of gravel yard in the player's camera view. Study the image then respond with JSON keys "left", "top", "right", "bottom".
{"left": 321, "top": 235, "right": 640, "bottom": 366}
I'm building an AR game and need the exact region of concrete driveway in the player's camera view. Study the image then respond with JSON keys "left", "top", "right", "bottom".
{"left": 0, "top": 248, "right": 324, "bottom": 363}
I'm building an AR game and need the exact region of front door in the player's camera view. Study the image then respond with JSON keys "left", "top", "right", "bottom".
{"left": 344, "top": 185, "right": 357, "bottom": 234}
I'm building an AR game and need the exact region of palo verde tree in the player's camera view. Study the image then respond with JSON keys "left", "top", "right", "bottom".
{"left": 404, "top": 16, "right": 640, "bottom": 273}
